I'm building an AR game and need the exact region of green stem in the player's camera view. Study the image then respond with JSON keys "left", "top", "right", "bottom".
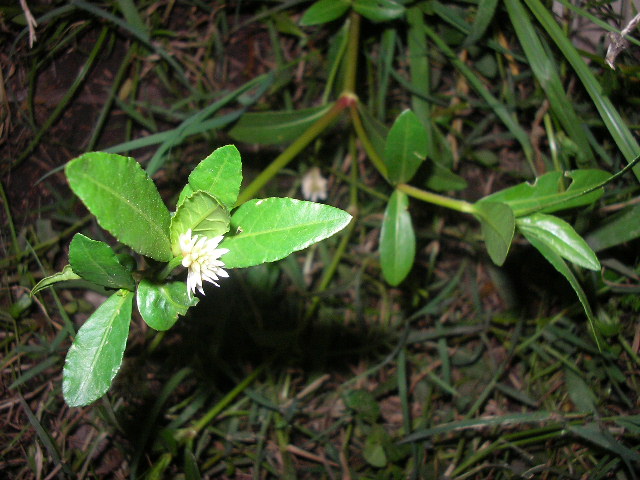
{"left": 178, "top": 364, "right": 266, "bottom": 441}
{"left": 397, "top": 183, "right": 476, "bottom": 214}
{"left": 343, "top": 12, "right": 361, "bottom": 94}
{"left": 236, "top": 99, "right": 349, "bottom": 204}
{"left": 349, "top": 103, "right": 388, "bottom": 177}
{"left": 157, "top": 256, "right": 184, "bottom": 281}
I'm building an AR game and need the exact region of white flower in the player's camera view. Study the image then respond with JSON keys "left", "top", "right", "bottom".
{"left": 301, "top": 166, "right": 328, "bottom": 202}
{"left": 179, "top": 229, "right": 229, "bottom": 297}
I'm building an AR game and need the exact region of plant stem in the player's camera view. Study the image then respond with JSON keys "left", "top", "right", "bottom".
{"left": 343, "top": 12, "right": 361, "bottom": 94}
{"left": 397, "top": 183, "right": 476, "bottom": 214}
{"left": 236, "top": 99, "right": 348, "bottom": 204}
{"left": 349, "top": 103, "right": 388, "bottom": 178}
{"left": 157, "top": 256, "right": 183, "bottom": 281}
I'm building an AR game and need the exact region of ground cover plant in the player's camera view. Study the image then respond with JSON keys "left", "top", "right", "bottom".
{"left": 2, "top": 0, "right": 640, "bottom": 478}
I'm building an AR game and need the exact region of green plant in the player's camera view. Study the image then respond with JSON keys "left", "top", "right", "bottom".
{"left": 32, "top": 145, "right": 352, "bottom": 406}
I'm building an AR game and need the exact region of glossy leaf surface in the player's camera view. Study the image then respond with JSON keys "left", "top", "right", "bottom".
{"left": 170, "top": 191, "right": 230, "bottom": 256}
{"left": 517, "top": 214, "right": 600, "bottom": 271}
{"left": 474, "top": 201, "right": 515, "bottom": 266}
{"left": 384, "top": 109, "right": 428, "bottom": 184}
{"left": 31, "top": 265, "right": 81, "bottom": 296}
{"left": 69, "top": 234, "right": 135, "bottom": 290}
{"left": 353, "top": 0, "right": 405, "bottom": 22}
{"left": 221, "top": 198, "right": 352, "bottom": 268}
{"left": 300, "top": 0, "right": 350, "bottom": 26}
{"left": 380, "top": 190, "right": 415, "bottom": 286}
{"left": 228, "top": 105, "right": 332, "bottom": 145}
{"left": 66, "top": 152, "right": 172, "bottom": 261}
{"left": 137, "top": 280, "right": 197, "bottom": 331}
{"left": 480, "top": 169, "right": 610, "bottom": 217}
{"left": 521, "top": 233, "right": 601, "bottom": 346}
{"left": 63, "top": 290, "right": 133, "bottom": 407}
{"left": 178, "top": 145, "right": 242, "bottom": 211}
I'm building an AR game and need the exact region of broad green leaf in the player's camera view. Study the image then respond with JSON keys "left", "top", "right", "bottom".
{"left": 344, "top": 389, "right": 381, "bottom": 423}
{"left": 170, "top": 191, "right": 231, "bottom": 256}
{"left": 521, "top": 230, "right": 602, "bottom": 347}
{"left": 480, "top": 169, "right": 610, "bottom": 217}
{"left": 137, "top": 280, "right": 197, "bottom": 331}
{"left": 65, "top": 152, "right": 172, "bottom": 261}
{"left": 586, "top": 204, "right": 640, "bottom": 252}
{"left": 178, "top": 145, "right": 242, "bottom": 210}
{"left": 300, "top": 0, "right": 350, "bottom": 26}
{"left": 68, "top": 234, "right": 135, "bottom": 291}
{"left": 425, "top": 161, "right": 467, "bottom": 191}
{"left": 380, "top": 190, "right": 415, "bottom": 286}
{"left": 473, "top": 202, "right": 515, "bottom": 266}
{"left": 363, "top": 434, "right": 387, "bottom": 468}
{"left": 220, "top": 198, "right": 352, "bottom": 268}
{"left": 353, "top": 0, "right": 405, "bottom": 22}
{"left": 517, "top": 214, "right": 600, "bottom": 271}
{"left": 384, "top": 109, "right": 428, "bottom": 184}
{"left": 228, "top": 105, "right": 332, "bottom": 145}
{"left": 31, "top": 265, "right": 81, "bottom": 296}
{"left": 63, "top": 290, "right": 133, "bottom": 406}
{"left": 565, "top": 368, "right": 597, "bottom": 413}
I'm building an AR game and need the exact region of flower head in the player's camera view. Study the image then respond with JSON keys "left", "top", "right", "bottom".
{"left": 179, "top": 229, "right": 230, "bottom": 297}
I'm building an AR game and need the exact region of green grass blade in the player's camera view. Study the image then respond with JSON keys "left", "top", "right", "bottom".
{"left": 505, "top": 0, "right": 594, "bottom": 167}
{"left": 423, "top": 24, "right": 536, "bottom": 175}
{"left": 524, "top": 0, "right": 640, "bottom": 180}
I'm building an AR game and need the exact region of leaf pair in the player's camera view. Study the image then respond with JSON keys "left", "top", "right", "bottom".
{"left": 300, "top": 0, "right": 405, "bottom": 26}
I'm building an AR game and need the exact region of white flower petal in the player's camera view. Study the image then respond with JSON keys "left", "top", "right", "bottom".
{"left": 179, "top": 229, "right": 230, "bottom": 297}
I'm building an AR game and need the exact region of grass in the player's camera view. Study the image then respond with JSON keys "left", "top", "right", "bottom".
{"left": 2, "top": 0, "right": 640, "bottom": 478}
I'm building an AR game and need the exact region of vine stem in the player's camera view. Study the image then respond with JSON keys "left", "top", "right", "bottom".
{"left": 397, "top": 183, "right": 476, "bottom": 214}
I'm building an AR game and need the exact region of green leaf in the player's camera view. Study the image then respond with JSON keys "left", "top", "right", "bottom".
{"left": 463, "top": 0, "right": 499, "bottom": 47}
{"left": 344, "top": 389, "right": 381, "bottom": 423}
{"left": 137, "top": 280, "right": 197, "bottom": 331}
{"left": 504, "top": 0, "right": 594, "bottom": 166}
{"left": 178, "top": 145, "right": 242, "bottom": 211}
{"left": 170, "top": 191, "right": 231, "bottom": 256}
{"left": 65, "top": 152, "right": 172, "bottom": 261}
{"left": 380, "top": 190, "right": 415, "bottom": 286}
{"left": 565, "top": 368, "right": 597, "bottom": 413}
{"left": 521, "top": 230, "right": 602, "bottom": 347}
{"left": 353, "top": 0, "right": 405, "bottom": 22}
{"left": 300, "top": 0, "right": 350, "bottom": 26}
{"left": 425, "top": 161, "right": 467, "bottom": 191}
{"left": 480, "top": 169, "right": 610, "bottom": 217}
{"left": 221, "top": 198, "right": 352, "bottom": 268}
{"left": 384, "top": 109, "right": 428, "bottom": 184}
{"left": 228, "top": 105, "right": 333, "bottom": 145}
{"left": 586, "top": 204, "right": 640, "bottom": 252}
{"left": 473, "top": 202, "right": 515, "bottom": 266}
{"left": 31, "top": 265, "right": 81, "bottom": 296}
{"left": 68, "top": 234, "right": 135, "bottom": 290}
{"left": 517, "top": 214, "right": 600, "bottom": 271}
{"left": 63, "top": 290, "right": 133, "bottom": 407}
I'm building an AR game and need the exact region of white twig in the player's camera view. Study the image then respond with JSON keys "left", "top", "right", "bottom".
{"left": 19, "top": 0, "right": 38, "bottom": 48}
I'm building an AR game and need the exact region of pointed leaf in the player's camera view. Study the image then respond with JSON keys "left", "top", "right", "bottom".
{"left": 170, "top": 191, "right": 231, "bottom": 256}
{"left": 31, "top": 265, "right": 81, "bottom": 296}
{"left": 521, "top": 230, "right": 602, "bottom": 346}
{"left": 384, "top": 109, "right": 428, "bottom": 184}
{"left": 586, "top": 203, "right": 640, "bottom": 252}
{"left": 480, "top": 169, "right": 610, "bottom": 216}
{"left": 63, "top": 290, "right": 133, "bottom": 407}
{"left": 300, "top": 0, "right": 350, "bottom": 26}
{"left": 353, "top": 0, "right": 405, "bottom": 22}
{"left": 380, "top": 190, "right": 415, "bottom": 285}
{"left": 178, "top": 145, "right": 242, "bottom": 210}
{"left": 69, "top": 234, "right": 135, "bottom": 290}
{"left": 137, "top": 280, "right": 198, "bottom": 331}
{"left": 517, "top": 214, "right": 600, "bottom": 271}
{"left": 221, "top": 198, "right": 352, "bottom": 268}
{"left": 473, "top": 202, "right": 515, "bottom": 266}
{"left": 65, "top": 152, "right": 172, "bottom": 261}
{"left": 228, "top": 105, "right": 333, "bottom": 146}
